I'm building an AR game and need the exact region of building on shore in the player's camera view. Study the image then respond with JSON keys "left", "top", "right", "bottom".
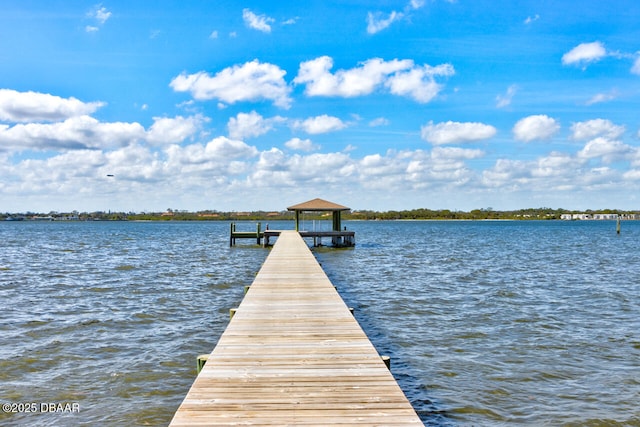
{"left": 561, "top": 213, "right": 640, "bottom": 220}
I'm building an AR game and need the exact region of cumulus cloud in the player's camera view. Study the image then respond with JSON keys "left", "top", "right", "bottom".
{"left": 513, "top": 115, "right": 560, "bottom": 142}
{"left": 284, "top": 138, "right": 319, "bottom": 152}
{"left": 571, "top": 119, "right": 625, "bottom": 141}
{"left": 0, "top": 89, "right": 105, "bottom": 123}
{"left": 227, "top": 111, "right": 284, "bottom": 140}
{"left": 295, "top": 56, "right": 410, "bottom": 97}
{"left": 167, "top": 136, "right": 258, "bottom": 165}
{"left": 421, "top": 121, "right": 497, "bottom": 145}
{"left": 562, "top": 41, "right": 607, "bottom": 67}
{"left": 294, "top": 56, "right": 454, "bottom": 103}
{"left": 170, "top": 60, "right": 292, "bottom": 108}
{"left": 0, "top": 116, "right": 145, "bottom": 151}
{"left": 0, "top": 111, "right": 206, "bottom": 152}
{"left": 242, "top": 9, "right": 274, "bottom": 33}
{"left": 385, "top": 64, "right": 455, "bottom": 103}
{"left": 146, "top": 115, "right": 205, "bottom": 146}
{"left": 292, "top": 115, "right": 347, "bottom": 134}
{"left": 578, "top": 137, "right": 633, "bottom": 163}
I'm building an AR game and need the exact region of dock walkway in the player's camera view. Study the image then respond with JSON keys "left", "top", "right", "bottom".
{"left": 170, "top": 230, "right": 422, "bottom": 425}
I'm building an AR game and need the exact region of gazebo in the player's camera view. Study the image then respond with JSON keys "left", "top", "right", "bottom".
{"left": 286, "top": 198, "right": 354, "bottom": 247}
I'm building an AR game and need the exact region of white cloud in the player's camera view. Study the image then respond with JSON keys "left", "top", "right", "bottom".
{"left": 359, "top": 152, "right": 406, "bottom": 178}
{"left": 562, "top": 41, "right": 607, "bottom": 67}
{"left": 146, "top": 115, "right": 205, "bottom": 146}
{"left": 94, "top": 6, "right": 112, "bottom": 24}
{"left": 512, "top": 115, "right": 560, "bottom": 142}
{"left": 585, "top": 90, "right": 618, "bottom": 105}
{"left": 431, "top": 146, "right": 485, "bottom": 160}
{"left": 294, "top": 56, "right": 453, "bottom": 103}
{"left": 85, "top": 5, "right": 111, "bottom": 32}
{"left": 421, "top": 121, "right": 497, "bottom": 145}
{"left": 209, "top": 30, "right": 218, "bottom": 39}
{"left": 205, "top": 136, "right": 258, "bottom": 160}
{"left": 366, "top": 0, "right": 426, "bottom": 34}
{"left": 367, "top": 11, "right": 404, "bottom": 34}
{"left": 530, "top": 152, "right": 580, "bottom": 178}
{"left": 578, "top": 137, "right": 633, "bottom": 163}
{"left": 0, "top": 116, "right": 145, "bottom": 151}
{"left": 571, "top": 119, "right": 625, "bottom": 141}
{"left": 247, "top": 150, "right": 355, "bottom": 189}
{"left": 496, "top": 84, "right": 518, "bottom": 108}
{"left": 295, "top": 56, "right": 410, "bottom": 97}
{"left": 292, "top": 115, "right": 347, "bottom": 134}
{"left": 162, "top": 137, "right": 259, "bottom": 186}
{"left": 0, "top": 112, "right": 205, "bottom": 152}
{"left": 524, "top": 14, "right": 540, "bottom": 24}
{"left": 369, "top": 117, "right": 389, "bottom": 127}
{"left": 0, "top": 89, "right": 105, "bottom": 123}
{"left": 227, "top": 111, "right": 284, "bottom": 140}
{"left": 170, "top": 60, "right": 292, "bottom": 108}
{"left": 242, "top": 9, "right": 274, "bottom": 33}
{"left": 284, "top": 138, "right": 319, "bottom": 152}
{"left": 385, "top": 64, "right": 455, "bottom": 103}
{"left": 631, "top": 56, "right": 640, "bottom": 75}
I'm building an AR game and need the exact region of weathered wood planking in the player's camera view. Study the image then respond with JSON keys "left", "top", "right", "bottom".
{"left": 170, "top": 230, "right": 422, "bottom": 426}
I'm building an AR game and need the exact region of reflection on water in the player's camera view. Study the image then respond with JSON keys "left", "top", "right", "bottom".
{"left": 1, "top": 220, "right": 639, "bottom": 426}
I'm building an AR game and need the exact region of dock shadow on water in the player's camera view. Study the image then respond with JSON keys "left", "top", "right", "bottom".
{"left": 2, "top": 220, "right": 640, "bottom": 426}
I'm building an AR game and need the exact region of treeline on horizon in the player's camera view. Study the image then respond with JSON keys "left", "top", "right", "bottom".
{"left": 2, "top": 207, "right": 636, "bottom": 221}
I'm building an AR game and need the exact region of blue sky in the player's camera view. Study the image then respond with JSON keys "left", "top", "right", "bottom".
{"left": 2, "top": 1, "right": 640, "bottom": 213}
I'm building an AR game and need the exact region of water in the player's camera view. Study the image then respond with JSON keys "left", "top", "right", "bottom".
{"left": 1, "top": 220, "right": 639, "bottom": 426}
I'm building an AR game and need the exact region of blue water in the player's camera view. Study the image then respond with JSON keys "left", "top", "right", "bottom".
{"left": 1, "top": 220, "right": 639, "bottom": 426}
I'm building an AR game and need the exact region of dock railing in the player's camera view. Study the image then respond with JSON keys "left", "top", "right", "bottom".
{"left": 230, "top": 222, "right": 355, "bottom": 247}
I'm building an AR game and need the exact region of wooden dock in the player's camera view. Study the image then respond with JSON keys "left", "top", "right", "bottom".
{"left": 230, "top": 222, "right": 355, "bottom": 247}
{"left": 170, "top": 230, "right": 422, "bottom": 426}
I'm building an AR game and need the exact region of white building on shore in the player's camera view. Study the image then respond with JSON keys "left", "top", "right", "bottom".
{"left": 561, "top": 213, "right": 640, "bottom": 220}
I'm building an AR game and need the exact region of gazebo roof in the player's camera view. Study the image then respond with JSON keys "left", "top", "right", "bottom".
{"left": 287, "top": 198, "right": 350, "bottom": 212}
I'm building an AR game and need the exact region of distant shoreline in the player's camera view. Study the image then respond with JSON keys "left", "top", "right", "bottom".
{"left": 3, "top": 207, "right": 639, "bottom": 222}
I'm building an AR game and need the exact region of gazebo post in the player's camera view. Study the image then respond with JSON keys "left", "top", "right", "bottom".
{"left": 295, "top": 210, "right": 300, "bottom": 231}
{"left": 332, "top": 211, "right": 340, "bottom": 231}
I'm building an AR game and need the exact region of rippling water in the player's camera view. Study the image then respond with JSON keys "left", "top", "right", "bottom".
{"left": 1, "top": 220, "right": 639, "bottom": 426}
{"left": 316, "top": 220, "right": 640, "bottom": 426}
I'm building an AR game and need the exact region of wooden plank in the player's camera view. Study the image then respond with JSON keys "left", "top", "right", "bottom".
{"left": 170, "top": 231, "right": 422, "bottom": 425}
